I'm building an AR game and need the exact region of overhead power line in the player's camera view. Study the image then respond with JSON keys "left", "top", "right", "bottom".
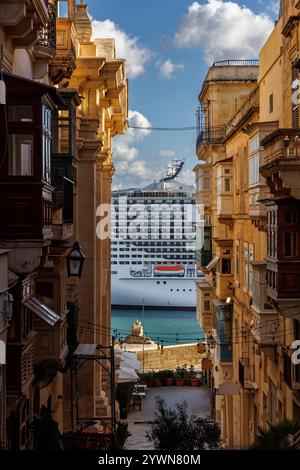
{"left": 128, "top": 124, "right": 197, "bottom": 131}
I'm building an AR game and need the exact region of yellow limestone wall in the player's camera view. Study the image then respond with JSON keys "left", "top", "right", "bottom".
{"left": 134, "top": 343, "right": 207, "bottom": 372}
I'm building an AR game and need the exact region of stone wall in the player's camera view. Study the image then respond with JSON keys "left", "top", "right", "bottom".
{"left": 135, "top": 343, "right": 206, "bottom": 372}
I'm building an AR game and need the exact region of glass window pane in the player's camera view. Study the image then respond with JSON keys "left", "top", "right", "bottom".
{"left": 8, "top": 134, "right": 33, "bottom": 176}
{"left": 8, "top": 105, "right": 33, "bottom": 122}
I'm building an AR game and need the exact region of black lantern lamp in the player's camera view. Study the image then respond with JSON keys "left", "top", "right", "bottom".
{"left": 67, "top": 242, "right": 85, "bottom": 278}
{"left": 207, "top": 332, "right": 217, "bottom": 350}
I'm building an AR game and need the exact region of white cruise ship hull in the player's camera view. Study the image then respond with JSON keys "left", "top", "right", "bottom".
{"left": 112, "top": 274, "right": 197, "bottom": 309}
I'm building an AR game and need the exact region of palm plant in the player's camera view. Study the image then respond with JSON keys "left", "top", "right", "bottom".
{"left": 251, "top": 419, "right": 300, "bottom": 450}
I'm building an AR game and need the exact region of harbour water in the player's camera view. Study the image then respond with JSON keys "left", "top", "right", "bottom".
{"left": 111, "top": 308, "right": 204, "bottom": 346}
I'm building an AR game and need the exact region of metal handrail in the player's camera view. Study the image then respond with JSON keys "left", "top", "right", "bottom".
{"left": 212, "top": 60, "right": 259, "bottom": 67}
{"left": 37, "top": 3, "right": 56, "bottom": 50}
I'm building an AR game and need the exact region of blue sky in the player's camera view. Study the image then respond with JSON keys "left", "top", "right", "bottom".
{"left": 88, "top": 0, "right": 280, "bottom": 189}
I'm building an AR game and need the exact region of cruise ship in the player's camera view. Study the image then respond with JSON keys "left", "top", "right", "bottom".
{"left": 111, "top": 160, "right": 204, "bottom": 309}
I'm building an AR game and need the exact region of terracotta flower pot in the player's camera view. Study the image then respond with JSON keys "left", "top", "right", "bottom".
{"left": 175, "top": 378, "right": 185, "bottom": 386}
{"left": 152, "top": 379, "right": 162, "bottom": 387}
{"left": 190, "top": 378, "right": 201, "bottom": 387}
{"left": 143, "top": 379, "right": 153, "bottom": 387}
{"left": 163, "top": 377, "right": 174, "bottom": 386}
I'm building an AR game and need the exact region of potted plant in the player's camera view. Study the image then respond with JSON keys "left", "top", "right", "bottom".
{"left": 152, "top": 371, "right": 162, "bottom": 387}
{"left": 174, "top": 366, "right": 187, "bottom": 386}
{"left": 140, "top": 372, "right": 153, "bottom": 387}
{"left": 188, "top": 365, "right": 201, "bottom": 387}
{"left": 163, "top": 370, "right": 174, "bottom": 386}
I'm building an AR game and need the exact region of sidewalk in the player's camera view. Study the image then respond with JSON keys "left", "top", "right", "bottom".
{"left": 124, "top": 385, "right": 211, "bottom": 450}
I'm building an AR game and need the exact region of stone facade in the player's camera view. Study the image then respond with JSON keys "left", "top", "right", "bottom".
{"left": 195, "top": 1, "right": 300, "bottom": 449}
{"left": 0, "top": 0, "right": 127, "bottom": 448}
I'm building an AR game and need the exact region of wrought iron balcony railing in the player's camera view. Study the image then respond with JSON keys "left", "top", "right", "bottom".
{"left": 196, "top": 127, "right": 225, "bottom": 152}
{"left": 37, "top": 3, "right": 56, "bottom": 50}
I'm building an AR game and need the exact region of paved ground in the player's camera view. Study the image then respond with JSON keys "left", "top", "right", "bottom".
{"left": 124, "top": 386, "right": 211, "bottom": 450}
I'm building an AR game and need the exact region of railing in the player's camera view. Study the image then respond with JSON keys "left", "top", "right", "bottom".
{"left": 225, "top": 86, "right": 259, "bottom": 136}
{"left": 213, "top": 60, "right": 259, "bottom": 67}
{"left": 196, "top": 127, "right": 225, "bottom": 151}
{"left": 37, "top": 3, "right": 56, "bottom": 50}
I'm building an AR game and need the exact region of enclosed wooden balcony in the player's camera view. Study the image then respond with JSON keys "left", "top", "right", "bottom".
{"left": 216, "top": 163, "right": 233, "bottom": 224}
{"left": 0, "top": 73, "right": 62, "bottom": 241}
{"left": 195, "top": 280, "right": 215, "bottom": 334}
{"left": 215, "top": 240, "right": 234, "bottom": 300}
{"left": 6, "top": 332, "right": 36, "bottom": 394}
{"left": 216, "top": 303, "right": 232, "bottom": 363}
{"left": 250, "top": 261, "right": 278, "bottom": 347}
{"left": 195, "top": 224, "right": 212, "bottom": 270}
{"left": 195, "top": 163, "right": 212, "bottom": 207}
{"left": 261, "top": 130, "right": 300, "bottom": 200}
{"left": 264, "top": 199, "right": 300, "bottom": 321}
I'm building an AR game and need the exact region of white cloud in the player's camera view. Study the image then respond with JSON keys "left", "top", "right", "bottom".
{"left": 158, "top": 150, "right": 176, "bottom": 158}
{"left": 267, "top": 0, "right": 280, "bottom": 18}
{"left": 113, "top": 159, "right": 158, "bottom": 188}
{"left": 157, "top": 59, "right": 184, "bottom": 79}
{"left": 113, "top": 110, "right": 152, "bottom": 162}
{"left": 92, "top": 19, "right": 152, "bottom": 78}
{"left": 174, "top": 1, "right": 274, "bottom": 64}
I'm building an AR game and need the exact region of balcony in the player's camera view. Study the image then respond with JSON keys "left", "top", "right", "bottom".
{"left": 215, "top": 240, "right": 233, "bottom": 300}
{"left": 0, "top": 0, "right": 49, "bottom": 48}
{"left": 239, "top": 358, "right": 258, "bottom": 390}
{"left": 216, "top": 163, "right": 233, "bottom": 224}
{"left": 251, "top": 261, "right": 278, "bottom": 348}
{"left": 6, "top": 331, "right": 36, "bottom": 394}
{"left": 260, "top": 130, "right": 300, "bottom": 200}
{"left": 264, "top": 200, "right": 300, "bottom": 321}
{"left": 49, "top": 17, "right": 77, "bottom": 84}
{"left": 195, "top": 163, "right": 212, "bottom": 207}
{"left": 0, "top": 73, "right": 63, "bottom": 242}
{"left": 31, "top": 2, "right": 57, "bottom": 71}
{"left": 195, "top": 224, "right": 212, "bottom": 270}
{"left": 195, "top": 280, "right": 215, "bottom": 334}
{"left": 196, "top": 127, "right": 225, "bottom": 154}
{"left": 216, "top": 303, "right": 232, "bottom": 363}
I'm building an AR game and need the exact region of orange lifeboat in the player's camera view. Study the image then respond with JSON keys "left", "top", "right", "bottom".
{"left": 153, "top": 265, "right": 185, "bottom": 277}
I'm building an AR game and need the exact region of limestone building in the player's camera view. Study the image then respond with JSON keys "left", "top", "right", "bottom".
{"left": 0, "top": 0, "right": 127, "bottom": 449}
{"left": 195, "top": 0, "right": 300, "bottom": 448}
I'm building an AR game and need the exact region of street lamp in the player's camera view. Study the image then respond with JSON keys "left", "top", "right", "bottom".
{"left": 66, "top": 242, "right": 85, "bottom": 278}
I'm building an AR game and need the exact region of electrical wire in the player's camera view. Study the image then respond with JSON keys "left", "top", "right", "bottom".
{"left": 127, "top": 124, "right": 197, "bottom": 131}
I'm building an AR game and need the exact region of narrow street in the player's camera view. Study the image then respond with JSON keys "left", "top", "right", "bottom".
{"left": 124, "top": 386, "right": 211, "bottom": 450}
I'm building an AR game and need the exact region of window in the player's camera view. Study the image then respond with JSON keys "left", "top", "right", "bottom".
{"left": 42, "top": 106, "right": 52, "bottom": 183}
{"left": 224, "top": 178, "right": 231, "bottom": 192}
{"left": 8, "top": 105, "right": 33, "bottom": 122}
{"left": 249, "top": 154, "right": 259, "bottom": 186}
{"left": 8, "top": 134, "right": 33, "bottom": 176}
{"left": 204, "top": 300, "right": 210, "bottom": 312}
{"left": 221, "top": 258, "right": 232, "bottom": 275}
{"left": 236, "top": 240, "right": 240, "bottom": 281}
{"left": 269, "top": 94, "right": 274, "bottom": 114}
{"left": 249, "top": 134, "right": 260, "bottom": 186}
{"left": 292, "top": 62, "right": 299, "bottom": 129}
{"left": 249, "top": 244, "right": 254, "bottom": 294}
{"left": 284, "top": 232, "right": 297, "bottom": 257}
{"left": 244, "top": 242, "right": 249, "bottom": 290}
{"left": 36, "top": 282, "right": 54, "bottom": 299}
